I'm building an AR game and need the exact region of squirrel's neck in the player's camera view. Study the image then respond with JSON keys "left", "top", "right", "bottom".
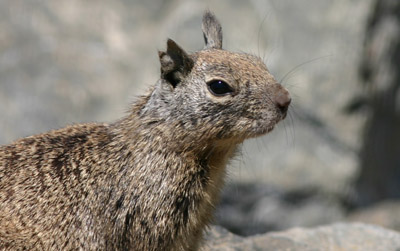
{"left": 103, "top": 101, "right": 239, "bottom": 248}
{"left": 111, "top": 105, "right": 239, "bottom": 189}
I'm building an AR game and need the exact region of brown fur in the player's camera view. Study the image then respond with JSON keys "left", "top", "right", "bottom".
{"left": 0, "top": 11, "right": 290, "bottom": 250}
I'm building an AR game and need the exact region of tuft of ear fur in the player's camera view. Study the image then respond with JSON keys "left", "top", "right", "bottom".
{"left": 202, "top": 10, "right": 223, "bottom": 49}
{"left": 159, "top": 39, "right": 194, "bottom": 88}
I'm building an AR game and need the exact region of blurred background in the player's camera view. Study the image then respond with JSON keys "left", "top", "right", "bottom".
{"left": 1, "top": 0, "right": 399, "bottom": 237}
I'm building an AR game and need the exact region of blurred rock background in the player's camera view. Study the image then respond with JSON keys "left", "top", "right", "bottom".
{"left": 1, "top": 0, "right": 399, "bottom": 241}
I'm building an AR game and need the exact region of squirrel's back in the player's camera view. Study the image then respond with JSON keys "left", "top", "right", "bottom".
{"left": 0, "top": 123, "right": 114, "bottom": 249}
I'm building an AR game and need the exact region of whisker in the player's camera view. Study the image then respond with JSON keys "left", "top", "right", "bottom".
{"left": 289, "top": 105, "right": 303, "bottom": 121}
{"left": 288, "top": 110, "right": 296, "bottom": 147}
{"left": 257, "top": 13, "right": 270, "bottom": 58}
{"left": 279, "top": 55, "right": 332, "bottom": 84}
{"left": 283, "top": 119, "right": 289, "bottom": 146}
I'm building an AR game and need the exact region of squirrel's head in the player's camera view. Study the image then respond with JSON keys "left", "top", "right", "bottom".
{"left": 141, "top": 11, "right": 290, "bottom": 144}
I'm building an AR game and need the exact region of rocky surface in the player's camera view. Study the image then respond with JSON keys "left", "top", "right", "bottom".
{"left": 215, "top": 183, "right": 346, "bottom": 236}
{"left": 347, "top": 200, "right": 400, "bottom": 232}
{"left": 203, "top": 223, "right": 400, "bottom": 251}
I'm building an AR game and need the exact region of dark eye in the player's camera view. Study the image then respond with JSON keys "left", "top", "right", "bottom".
{"left": 207, "top": 80, "right": 234, "bottom": 96}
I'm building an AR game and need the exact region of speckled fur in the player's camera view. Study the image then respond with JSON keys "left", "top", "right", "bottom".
{"left": 0, "top": 11, "right": 290, "bottom": 250}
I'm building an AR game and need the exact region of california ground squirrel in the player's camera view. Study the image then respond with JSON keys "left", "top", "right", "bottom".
{"left": 0, "top": 11, "right": 290, "bottom": 250}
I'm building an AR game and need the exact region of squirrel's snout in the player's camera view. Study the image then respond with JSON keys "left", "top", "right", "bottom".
{"left": 273, "top": 84, "right": 291, "bottom": 114}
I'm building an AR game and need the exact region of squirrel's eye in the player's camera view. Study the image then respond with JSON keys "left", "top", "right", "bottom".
{"left": 207, "top": 80, "right": 234, "bottom": 96}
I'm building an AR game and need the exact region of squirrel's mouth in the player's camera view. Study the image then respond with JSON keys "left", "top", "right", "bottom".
{"left": 247, "top": 123, "right": 275, "bottom": 138}
{"left": 281, "top": 111, "right": 288, "bottom": 120}
{"left": 247, "top": 112, "right": 287, "bottom": 138}
{"left": 258, "top": 124, "right": 276, "bottom": 136}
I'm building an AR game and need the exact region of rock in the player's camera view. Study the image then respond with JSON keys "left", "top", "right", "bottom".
{"left": 215, "top": 182, "right": 345, "bottom": 236}
{"left": 203, "top": 223, "right": 400, "bottom": 250}
{"left": 347, "top": 200, "right": 400, "bottom": 232}
{"left": 202, "top": 225, "right": 312, "bottom": 251}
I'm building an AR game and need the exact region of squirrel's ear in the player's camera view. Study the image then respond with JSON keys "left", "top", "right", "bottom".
{"left": 159, "top": 39, "right": 194, "bottom": 88}
{"left": 202, "top": 10, "right": 223, "bottom": 49}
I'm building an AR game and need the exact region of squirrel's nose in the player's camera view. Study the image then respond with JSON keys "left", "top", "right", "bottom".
{"left": 274, "top": 85, "right": 291, "bottom": 113}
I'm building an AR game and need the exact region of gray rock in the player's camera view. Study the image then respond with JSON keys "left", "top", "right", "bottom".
{"left": 215, "top": 183, "right": 345, "bottom": 236}
{"left": 202, "top": 225, "right": 312, "bottom": 251}
{"left": 348, "top": 200, "right": 400, "bottom": 232}
{"left": 203, "top": 223, "right": 400, "bottom": 251}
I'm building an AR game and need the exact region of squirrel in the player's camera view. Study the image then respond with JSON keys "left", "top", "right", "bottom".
{"left": 0, "top": 11, "right": 290, "bottom": 250}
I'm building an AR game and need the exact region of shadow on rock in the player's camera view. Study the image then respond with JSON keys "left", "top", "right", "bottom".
{"left": 215, "top": 182, "right": 345, "bottom": 236}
